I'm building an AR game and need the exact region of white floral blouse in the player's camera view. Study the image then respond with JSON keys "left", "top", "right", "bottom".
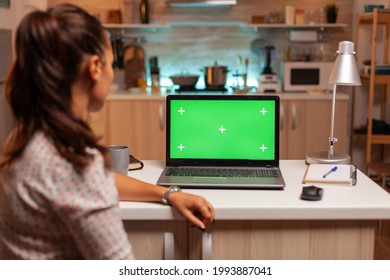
{"left": 0, "top": 132, "right": 135, "bottom": 259}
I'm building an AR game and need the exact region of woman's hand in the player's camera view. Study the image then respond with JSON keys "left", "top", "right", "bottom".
{"left": 167, "top": 192, "right": 215, "bottom": 230}
{"left": 115, "top": 173, "right": 215, "bottom": 229}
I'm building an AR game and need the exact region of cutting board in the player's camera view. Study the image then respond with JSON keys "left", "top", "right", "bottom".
{"left": 124, "top": 44, "right": 146, "bottom": 89}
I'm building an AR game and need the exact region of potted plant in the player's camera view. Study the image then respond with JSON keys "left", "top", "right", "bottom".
{"left": 324, "top": 3, "right": 339, "bottom": 23}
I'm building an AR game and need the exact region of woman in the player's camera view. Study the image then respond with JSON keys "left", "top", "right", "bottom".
{"left": 0, "top": 4, "right": 214, "bottom": 260}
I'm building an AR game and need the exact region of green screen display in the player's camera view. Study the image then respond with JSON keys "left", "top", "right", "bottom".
{"left": 170, "top": 99, "right": 276, "bottom": 160}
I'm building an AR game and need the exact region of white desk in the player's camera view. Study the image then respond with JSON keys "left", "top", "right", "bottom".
{"left": 120, "top": 160, "right": 390, "bottom": 260}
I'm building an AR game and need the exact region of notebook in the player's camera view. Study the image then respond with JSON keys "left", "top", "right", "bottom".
{"left": 302, "top": 164, "right": 356, "bottom": 185}
{"left": 156, "top": 94, "right": 286, "bottom": 189}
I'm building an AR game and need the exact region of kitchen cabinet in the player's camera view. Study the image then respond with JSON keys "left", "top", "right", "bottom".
{"left": 124, "top": 219, "right": 372, "bottom": 260}
{"left": 280, "top": 98, "right": 348, "bottom": 159}
{"left": 90, "top": 94, "right": 348, "bottom": 161}
{"left": 188, "top": 220, "right": 373, "bottom": 260}
{"left": 123, "top": 220, "right": 188, "bottom": 259}
{"left": 90, "top": 97, "right": 166, "bottom": 160}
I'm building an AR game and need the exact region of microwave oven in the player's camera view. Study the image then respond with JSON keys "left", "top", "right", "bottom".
{"left": 282, "top": 62, "right": 333, "bottom": 92}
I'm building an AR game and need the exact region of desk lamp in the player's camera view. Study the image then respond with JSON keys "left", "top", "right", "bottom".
{"left": 306, "top": 41, "right": 361, "bottom": 164}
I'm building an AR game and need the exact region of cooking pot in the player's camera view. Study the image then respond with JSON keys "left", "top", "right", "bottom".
{"left": 204, "top": 62, "right": 228, "bottom": 86}
{"left": 170, "top": 74, "right": 199, "bottom": 87}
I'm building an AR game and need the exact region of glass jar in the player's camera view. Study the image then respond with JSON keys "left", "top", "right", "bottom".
{"left": 285, "top": 4, "right": 295, "bottom": 24}
{"left": 295, "top": 8, "right": 305, "bottom": 24}
{"left": 307, "top": 9, "right": 315, "bottom": 25}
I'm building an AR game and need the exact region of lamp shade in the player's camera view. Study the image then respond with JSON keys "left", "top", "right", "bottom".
{"left": 328, "top": 41, "right": 362, "bottom": 86}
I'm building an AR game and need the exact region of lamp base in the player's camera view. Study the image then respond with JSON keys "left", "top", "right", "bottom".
{"left": 305, "top": 151, "right": 351, "bottom": 165}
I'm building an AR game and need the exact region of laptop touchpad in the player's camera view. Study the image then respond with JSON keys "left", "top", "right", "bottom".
{"left": 192, "top": 177, "right": 227, "bottom": 183}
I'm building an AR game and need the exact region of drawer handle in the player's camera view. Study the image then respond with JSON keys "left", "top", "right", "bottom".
{"left": 164, "top": 232, "right": 175, "bottom": 260}
{"left": 159, "top": 104, "right": 165, "bottom": 130}
{"left": 280, "top": 104, "right": 285, "bottom": 130}
{"left": 202, "top": 232, "right": 212, "bottom": 260}
{"left": 291, "top": 104, "right": 297, "bottom": 131}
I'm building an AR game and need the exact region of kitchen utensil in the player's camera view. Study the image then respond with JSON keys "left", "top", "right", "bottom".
{"left": 149, "top": 56, "right": 159, "bottom": 70}
{"left": 149, "top": 56, "right": 160, "bottom": 93}
{"left": 124, "top": 43, "right": 146, "bottom": 89}
{"left": 204, "top": 61, "right": 228, "bottom": 87}
{"left": 236, "top": 55, "right": 243, "bottom": 73}
{"left": 170, "top": 75, "right": 199, "bottom": 86}
{"left": 258, "top": 46, "right": 281, "bottom": 93}
{"left": 244, "top": 58, "right": 249, "bottom": 73}
{"left": 111, "top": 37, "right": 124, "bottom": 69}
{"left": 261, "top": 46, "right": 275, "bottom": 74}
{"left": 170, "top": 72, "right": 199, "bottom": 87}
{"left": 251, "top": 38, "right": 273, "bottom": 55}
{"left": 244, "top": 57, "right": 249, "bottom": 87}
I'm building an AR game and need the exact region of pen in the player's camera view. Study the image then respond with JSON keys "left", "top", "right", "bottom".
{"left": 322, "top": 166, "right": 338, "bottom": 178}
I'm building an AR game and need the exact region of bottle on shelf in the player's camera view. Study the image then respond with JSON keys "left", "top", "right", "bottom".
{"left": 151, "top": 68, "right": 160, "bottom": 94}
{"left": 284, "top": 4, "right": 295, "bottom": 24}
{"left": 295, "top": 8, "right": 305, "bottom": 24}
{"left": 149, "top": 56, "right": 160, "bottom": 93}
{"left": 140, "top": 0, "right": 149, "bottom": 24}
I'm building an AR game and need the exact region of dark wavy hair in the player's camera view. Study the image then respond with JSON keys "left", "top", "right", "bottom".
{"left": 0, "top": 4, "right": 111, "bottom": 173}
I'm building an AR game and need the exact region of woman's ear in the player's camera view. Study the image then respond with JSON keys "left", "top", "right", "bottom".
{"left": 87, "top": 55, "right": 102, "bottom": 82}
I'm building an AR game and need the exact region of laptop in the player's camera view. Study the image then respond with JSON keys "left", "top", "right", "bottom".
{"left": 157, "top": 94, "right": 285, "bottom": 189}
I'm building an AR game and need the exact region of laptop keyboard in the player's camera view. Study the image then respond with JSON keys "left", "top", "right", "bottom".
{"left": 166, "top": 168, "right": 278, "bottom": 178}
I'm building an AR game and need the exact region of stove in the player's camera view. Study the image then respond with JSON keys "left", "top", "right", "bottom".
{"left": 173, "top": 85, "right": 229, "bottom": 93}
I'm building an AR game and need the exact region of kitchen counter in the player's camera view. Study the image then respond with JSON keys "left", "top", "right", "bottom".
{"left": 120, "top": 160, "right": 390, "bottom": 221}
{"left": 120, "top": 160, "right": 390, "bottom": 260}
{"left": 108, "top": 91, "right": 349, "bottom": 101}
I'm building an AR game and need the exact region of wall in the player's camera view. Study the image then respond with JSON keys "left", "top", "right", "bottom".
{"left": 50, "top": 0, "right": 390, "bottom": 169}
{"left": 0, "top": 0, "right": 47, "bottom": 30}
{"left": 48, "top": 0, "right": 354, "bottom": 89}
{"left": 0, "top": 29, "right": 13, "bottom": 147}
{"left": 0, "top": 0, "right": 47, "bottom": 147}
{"left": 5, "top": 0, "right": 386, "bottom": 169}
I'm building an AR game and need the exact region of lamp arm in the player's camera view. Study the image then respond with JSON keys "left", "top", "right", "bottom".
{"left": 329, "top": 84, "right": 337, "bottom": 157}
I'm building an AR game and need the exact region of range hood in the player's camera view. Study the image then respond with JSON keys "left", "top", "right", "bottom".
{"left": 166, "top": 1, "right": 237, "bottom": 8}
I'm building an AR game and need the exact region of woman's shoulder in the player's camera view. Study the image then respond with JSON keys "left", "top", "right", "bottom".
{"left": 17, "top": 132, "right": 113, "bottom": 196}
{"left": 25, "top": 132, "right": 58, "bottom": 159}
{"left": 21, "top": 132, "right": 104, "bottom": 178}
{"left": 23, "top": 132, "right": 68, "bottom": 168}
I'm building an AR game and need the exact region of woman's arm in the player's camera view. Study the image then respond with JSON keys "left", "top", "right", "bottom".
{"left": 115, "top": 173, "right": 215, "bottom": 229}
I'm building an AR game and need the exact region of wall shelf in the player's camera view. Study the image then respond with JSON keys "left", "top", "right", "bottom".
{"left": 166, "top": 0, "right": 237, "bottom": 8}
{"left": 245, "top": 23, "right": 347, "bottom": 32}
{"left": 169, "top": 20, "right": 244, "bottom": 27}
{"left": 104, "top": 22, "right": 348, "bottom": 32}
{"left": 103, "top": 23, "right": 169, "bottom": 32}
